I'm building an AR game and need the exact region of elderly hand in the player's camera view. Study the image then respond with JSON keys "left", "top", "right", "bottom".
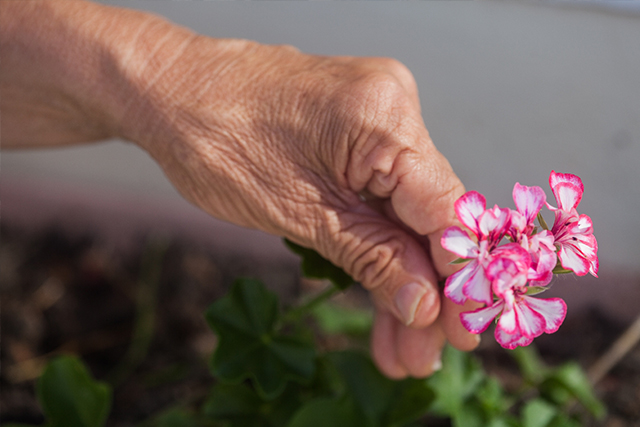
{"left": 2, "top": 0, "right": 479, "bottom": 378}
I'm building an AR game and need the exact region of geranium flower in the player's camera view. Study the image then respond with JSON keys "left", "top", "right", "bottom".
{"left": 509, "top": 183, "right": 557, "bottom": 286}
{"left": 460, "top": 244, "right": 567, "bottom": 349}
{"left": 441, "top": 191, "right": 510, "bottom": 305}
{"left": 547, "top": 171, "right": 598, "bottom": 277}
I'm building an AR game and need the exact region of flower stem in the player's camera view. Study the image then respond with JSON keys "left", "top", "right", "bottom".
{"left": 282, "top": 285, "right": 341, "bottom": 323}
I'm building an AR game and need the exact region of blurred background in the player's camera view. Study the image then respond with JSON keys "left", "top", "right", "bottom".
{"left": 3, "top": 0, "right": 640, "bottom": 318}
{"left": 3, "top": 1, "right": 640, "bottom": 424}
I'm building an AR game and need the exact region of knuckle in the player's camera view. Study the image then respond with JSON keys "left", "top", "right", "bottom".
{"left": 377, "top": 58, "right": 417, "bottom": 90}
{"left": 345, "top": 230, "right": 406, "bottom": 291}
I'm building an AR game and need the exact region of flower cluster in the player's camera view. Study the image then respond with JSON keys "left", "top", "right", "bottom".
{"left": 441, "top": 171, "right": 598, "bottom": 349}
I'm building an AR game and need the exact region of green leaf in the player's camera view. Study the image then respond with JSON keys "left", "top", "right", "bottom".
{"left": 144, "top": 407, "right": 200, "bottom": 427}
{"left": 546, "top": 413, "right": 582, "bottom": 427}
{"left": 284, "top": 239, "right": 354, "bottom": 290}
{"left": 521, "top": 399, "right": 557, "bottom": 427}
{"left": 286, "top": 397, "right": 362, "bottom": 427}
{"left": 328, "top": 351, "right": 434, "bottom": 427}
{"left": 310, "top": 303, "right": 373, "bottom": 336}
{"left": 428, "top": 345, "right": 485, "bottom": 417}
{"left": 546, "top": 363, "right": 606, "bottom": 419}
{"left": 36, "top": 356, "right": 111, "bottom": 427}
{"left": 449, "top": 257, "right": 472, "bottom": 265}
{"left": 203, "top": 382, "right": 304, "bottom": 427}
{"left": 524, "top": 286, "right": 549, "bottom": 296}
{"left": 385, "top": 379, "right": 435, "bottom": 426}
{"left": 552, "top": 266, "right": 573, "bottom": 274}
{"left": 205, "top": 278, "right": 316, "bottom": 399}
{"left": 476, "top": 377, "right": 511, "bottom": 418}
{"left": 451, "top": 402, "right": 485, "bottom": 427}
{"left": 510, "top": 346, "right": 547, "bottom": 384}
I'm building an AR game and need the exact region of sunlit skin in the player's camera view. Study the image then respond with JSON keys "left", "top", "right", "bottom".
{"left": 1, "top": 0, "right": 481, "bottom": 378}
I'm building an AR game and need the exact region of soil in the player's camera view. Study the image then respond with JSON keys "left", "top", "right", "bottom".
{"left": 1, "top": 223, "right": 639, "bottom": 426}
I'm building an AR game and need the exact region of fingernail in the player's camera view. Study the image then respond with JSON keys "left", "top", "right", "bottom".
{"left": 474, "top": 334, "right": 482, "bottom": 345}
{"left": 431, "top": 358, "right": 443, "bottom": 373}
{"left": 394, "top": 282, "right": 426, "bottom": 326}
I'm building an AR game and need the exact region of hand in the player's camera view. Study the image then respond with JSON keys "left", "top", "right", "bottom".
{"left": 120, "top": 35, "right": 480, "bottom": 377}
{"left": 1, "top": 1, "right": 480, "bottom": 378}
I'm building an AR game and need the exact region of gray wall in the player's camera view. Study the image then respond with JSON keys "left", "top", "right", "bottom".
{"left": 3, "top": 2, "right": 640, "bottom": 285}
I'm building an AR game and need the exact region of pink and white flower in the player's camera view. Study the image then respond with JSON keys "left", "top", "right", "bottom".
{"left": 510, "top": 183, "right": 546, "bottom": 239}
{"left": 547, "top": 171, "right": 598, "bottom": 277}
{"left": 460, "top": 244, "right": 567, "bottom": 349}
{"left": 441, "top": 191, "right": 510, "bottom": 305}
{"left": 509, "top": 182, "right": 557, "bottom": 286}
{"left": 440, "top": 171, "right": 595, "bottom": 349}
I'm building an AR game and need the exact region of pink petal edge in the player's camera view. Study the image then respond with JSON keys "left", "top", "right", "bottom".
{"left": 460, "top": 301, "right": 504, "bottom": 334}
{"left": 454, "top": 191, "right": 486, "bottom": 237}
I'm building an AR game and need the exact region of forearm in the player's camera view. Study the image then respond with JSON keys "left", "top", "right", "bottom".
{"left": 0, "top": 0, "right": 208, "bottom": 148}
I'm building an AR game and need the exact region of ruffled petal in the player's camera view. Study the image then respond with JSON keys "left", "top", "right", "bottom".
{"left": 463, "top": 265, "right": 493, "bottom": 305}
{"left": 549, "top": 171, "right": 584, "bottom": 195}
{"left": 498, "top": 304, "right": 517, "bottom": 334}
{"left": 460, "top": 300, "right": 504, "bottom": 334}
{"left": 513, "top": 299, "right": 547, "bottom": 338}
{"left": 479, "top": 206, "right": 511, "bottom": 242}
{"left": 551, "top": 182, "right": 583, "bottom": 213}
{"left": 454, "top": 191, "right": 486, "bottom": 236}
{"left": 441, "top": 226, "right": 479, "bottom": 259}
{"left": 513, "top": 183, "right": 546, "bottom": 225}
{"left": 567, "top": 214, "right": 594, "bottom": 235}
{"left": 524, "top": 296, "right": 567, "bottom": 334}
{"left": 486, "top": 248, "right": 530, "bottom": 298}
{"left": 527, "top": 233, "right": 557, "bottom": 285}
{"left": 557, "top": 242, "right": 591, "bottom": 276}
{"left": 572, "top": 233, "right": 598, "bottom": 261}
{"left": 495, "top": 325, "right": 534, "bottom": 350}
{"left": 444, "top": 261, "right": 478, "bottom": 304}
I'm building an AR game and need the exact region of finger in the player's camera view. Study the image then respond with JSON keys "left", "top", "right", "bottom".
{"left": 396, "top": 317, "right": 446, "bottom": 378}
{"left": 327, "top": 204, "right": 441, "bottom": 328}
{"left": 371, "top": 308, "right": 408, "bottom": 379}
{"left": 345, "top": 123, "right": 464, "bottom": 280}
{"left": 390, "top": 143, "right": 466, "bottom": 277}
{"left": 382, "top": 199, "right": 480, "bottom": 349}
{"left": 440, "top": 296, "right": 482, "bottom": 351}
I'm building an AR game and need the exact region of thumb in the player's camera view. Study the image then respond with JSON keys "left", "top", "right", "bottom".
{"left": 320, "top": 203, "right": 442, "bottom": 328}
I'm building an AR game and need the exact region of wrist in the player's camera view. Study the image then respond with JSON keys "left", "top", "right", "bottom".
{"left": 0, "top": 0, "right": 173, "bottom": 145}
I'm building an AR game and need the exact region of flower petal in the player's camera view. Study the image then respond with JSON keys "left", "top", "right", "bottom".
{"left": 523, "top": 296, "right": 567, "bottom": 334}
{"left": 513, "top": 183, "right": 546, "bottom": 225}
{"left": 478, "top": 206, "right": 511, "bottom": 241}
{"left": 527, "top": 232, "right": 557, "bottom": 285}
{"left": 441, "top": 226, "right": 479, "bottom": 259}
{"left": 551, "top": 182, "right": 583, "bottom": 213}
{"left": 589, "top": 256, "right": 599, "bottom": 278}
{"left": 460, "top": 300, "right": 504, "bottom": 334}
{"left": 568, "top": 214, "right": 594, "bottom": 235}
{"left": 454, "top": 191, "right": 486, "bottom": 236}
{"left": 557, "top": 242, "right": 591, "bottom": 276}
{"left": 498, "top": 304, "right": 518, "bottom": 334}
{"left": 462, "top": 265, "right": 493, "bottom": 305}
{"left": 549, "top": 170, "right": 584, "bottom": 195}
{"left": 513, "top": 299, "right": 546, "bottom": 338}
{"left": 495, "top": 325, "right": 534, "bottom": 350}
{"left": 444, "top": 261, "right": 478, "bottom": 304}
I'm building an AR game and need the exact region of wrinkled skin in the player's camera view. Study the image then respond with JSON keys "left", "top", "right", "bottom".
{"left": 1, "top": 0, "right": 479, "bottom": 378}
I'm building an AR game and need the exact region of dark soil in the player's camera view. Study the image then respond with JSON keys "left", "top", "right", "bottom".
{"left": 1, "top": 223, "right": 639, "bottom": 426}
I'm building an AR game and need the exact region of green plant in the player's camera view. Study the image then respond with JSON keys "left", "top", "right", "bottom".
{"left": 14, "top": 240, "right": 605, "bottom": 426}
